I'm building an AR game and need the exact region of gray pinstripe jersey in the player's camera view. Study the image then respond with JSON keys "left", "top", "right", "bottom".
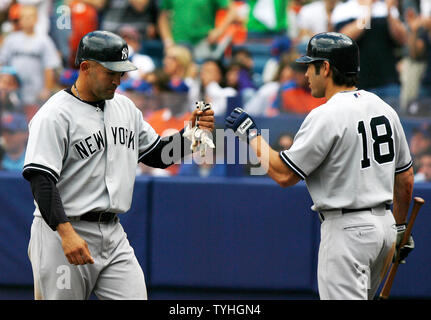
{"left": 23, "top": 90, "right": 160, "bottom": 217}
{"left": 280, "top": 90, "right": 412, "bottom": 212}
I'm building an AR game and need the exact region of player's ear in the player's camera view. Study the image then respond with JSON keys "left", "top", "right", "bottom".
{"left": 80, "top": 61, "right": 92, "bottom": 74}
{"left": 323, "top": 61, "right": 331, "bottom": 77}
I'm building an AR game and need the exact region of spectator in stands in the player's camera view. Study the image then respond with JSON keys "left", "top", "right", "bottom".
{"left": 231, "top": 46, "right": 259, "bottom": 89}
{"left": 118, "top": 25, "right": 156, "bottom": 81}
{"left": 225, "top": 60, "right": 256, "bottom": 105}
{"left": 214, "top": 0, "right": 248, "bottom": 49}
{"left": 58, "top": 68, "right": 79, "bottom": 89}
{"left": 0, "top": 5, "right": 61, "bottom": 110}
{"left": 271, "top": 61, "right": 326, "bottom": 115}
{"left": 400, "top": 7, "right": 431, "bottom": 111}
{"left": 273, "top": 131, "right": 294, "bottom": 152}
{"left": 287, "top": 0, "right": 306, "bottom": 40}
{"left": 189, "top": 59, "right": 237, "bottom": 116}
{"left": 145, "top": 91, "right": 191, "bottom": 138}
{"left": 2, "top": 2, "right": 21, "bottom": 33}
{"left": 162, "top": 44, "right": 196, "bottom": 93}
{"left": 244, "top": 54, "right": 294, "bottom": 116}
{"left": 158, "top": 0, "right": 237, "bottom": 62}
{"left": 413, "top": 148, "right": 431, "bottom": 182}
{"left": 0, "top": 66, "right": 23, "bottom": 113}
{"left": 261, "top": 35, "right": 293, "bottom": 84}
{"left": 331, "top": 0, "right": 407, "bottom": 105}
{"left": 141, "top": 66, "right": 193, "bottom": 176}
{"left": 0, "top": 1, "right": 13, "bottom": 28}
{"left": 232, "top": 47, "right": 255, "bottom": 74}
{"left": 18, "top": 0, "right": 51, "bottom": 35}
{"left": 297, "top": 0, "right": 339, "bottom": 43}
{"left": 409, "top": 123, "right": 431, "bottom": 172}
{"left": 116, "top": 68, "right": 167, "bottom": 119}
{"left": 68, "top": 0, "right": 99, "bottom": 68}
{"left": 0, "top": 112, "right": 28, "bottom": 171}
{"left": 101, "top": 0, "right": 158, "bottom": 40}
{"left": 142, "top": 105, "right": 191, "bottom": 176}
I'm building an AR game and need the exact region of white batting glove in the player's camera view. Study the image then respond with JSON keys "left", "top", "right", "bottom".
{"left": 183, "top": 101, "right": 215, "bottom": 156}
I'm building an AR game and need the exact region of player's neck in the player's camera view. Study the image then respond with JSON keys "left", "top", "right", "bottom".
{"left": 325, "top": 83, "right": 357, "bottom": 100}
{"left": 73, "top": 79, "right": 98, "bottom": 102}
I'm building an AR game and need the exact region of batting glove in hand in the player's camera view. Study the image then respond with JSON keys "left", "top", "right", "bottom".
{"left": 225, "top": 107, "right": 260, "bottom": 142}
{"left": 393, "top": 223, "right": 415, "bottom": 264}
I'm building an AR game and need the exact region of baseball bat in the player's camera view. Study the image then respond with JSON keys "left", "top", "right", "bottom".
{"left": 379, "top": 197, "right": 425, "bottom": 300}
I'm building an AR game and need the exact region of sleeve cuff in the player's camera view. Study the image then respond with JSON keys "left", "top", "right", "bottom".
{"left": 395, "top": 160, "right": 413, "bottom": 174}
{"left": 23, "top": 163, "right": 59, "bottom": 183}
{"left": 279, "top": 151, "right": 307, "bottom": 180}
{"left": 138, "top": 135, "right": 161, "bottom": 161}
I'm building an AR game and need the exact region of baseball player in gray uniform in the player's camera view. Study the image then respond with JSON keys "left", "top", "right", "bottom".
{"left": 23, "top": 30, "right": 214, "bottom": 300}
{"left": 226, "top": 32, "right": 415, "bottom": 300}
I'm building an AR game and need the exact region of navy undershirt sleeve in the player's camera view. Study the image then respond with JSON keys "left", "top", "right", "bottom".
{"left": 139, "top": 129, "right": 192, "bottom": 168}
{"left": 26, "top": 171, "right": 69, "bottom": 231}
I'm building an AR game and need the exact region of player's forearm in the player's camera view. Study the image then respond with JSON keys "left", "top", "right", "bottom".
{"left": 56, "top": 222, "right": 76, "bottom": 238}
{"left": 249, "top": 136, "right": 300, "bottom": 187}
{"left": 393, "top": 167, "right": 414, "bottom": 224}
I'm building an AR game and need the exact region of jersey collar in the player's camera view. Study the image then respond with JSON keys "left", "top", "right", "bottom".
{"left": 64, "top": 87, "right": 105, "bottom": 111}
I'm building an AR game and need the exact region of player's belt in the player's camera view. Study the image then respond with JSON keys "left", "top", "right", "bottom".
{"left": 71, "top": 211, "right": 117, "bottom": 223}
{"left": 341, "top": 204, "right": 391, "bottom": 214}
{"left": 318, "top": 204, "right": 391, "bottom": 222}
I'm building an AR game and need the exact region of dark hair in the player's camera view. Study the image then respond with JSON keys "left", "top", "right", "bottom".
{"left": 312, "top": 61, "right": 358, "bottom": 87}
{"left": 202, "top": 58, "right": 226, "bottom": 75}
{"left": 232, "top": 47, "right": 252, "bottom": 58}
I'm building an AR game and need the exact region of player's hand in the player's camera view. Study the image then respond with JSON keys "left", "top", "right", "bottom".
{"left": 57, "top": 222, "right": 95, "bottom": 265}
{"left": 225, "top": 107, "right": 260, "bottom": 142}
{"left": 393, "top": 223, "right": 415, "bottom": 264}
{"left": 190, "top": 108, "right": 215, "bottom": 131}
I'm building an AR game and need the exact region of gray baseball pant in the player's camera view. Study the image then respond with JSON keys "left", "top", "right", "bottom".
{"left": 28, "top": 216, "right": 147, "bottom": 300}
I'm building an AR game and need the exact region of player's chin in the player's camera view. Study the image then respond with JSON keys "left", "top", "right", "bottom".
{"left": 311, "top": 88, "right": 324, "bottom": 99}
{"left": 102, "top": 90, "right": 116, "bottom": 100}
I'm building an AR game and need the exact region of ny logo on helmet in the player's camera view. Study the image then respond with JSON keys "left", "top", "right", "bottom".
{"left": 121, "top": 47, "right": 128, "bottom": 60}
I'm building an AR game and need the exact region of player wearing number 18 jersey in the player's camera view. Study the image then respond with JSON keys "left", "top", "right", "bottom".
{"left": 281, "top": 89, "right": 411, "bottom": 212}
{"left": 225, "top": 32, "right": 414, "bottom": 299}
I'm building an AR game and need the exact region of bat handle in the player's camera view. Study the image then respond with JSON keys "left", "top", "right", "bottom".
{"left": 379, "top": 262, "right": 400, "bottom": 300}
{"left": 379, "top": 197, "right": 425, "bottom": 300}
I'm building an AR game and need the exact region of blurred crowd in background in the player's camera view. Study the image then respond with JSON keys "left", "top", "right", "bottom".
{"left": 1, "top": 0, "right": 431, "bottom": 182}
